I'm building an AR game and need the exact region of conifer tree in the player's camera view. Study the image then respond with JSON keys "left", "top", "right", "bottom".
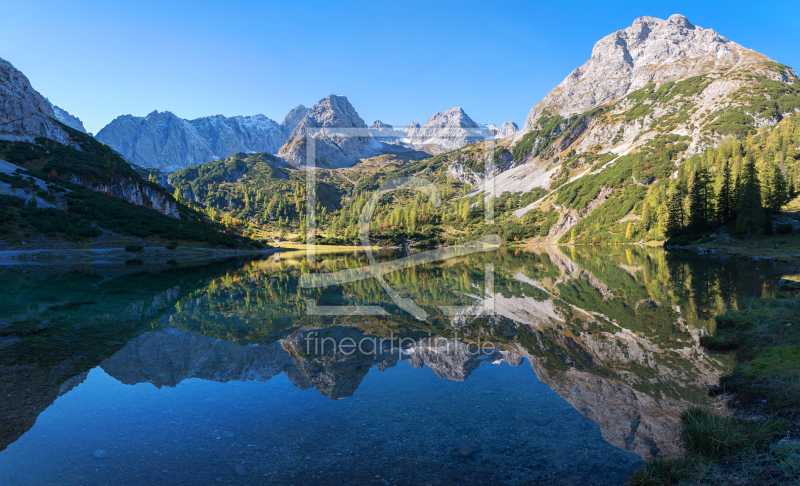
{"left": 625, "top": 222, "right": 635, "bottom": 239}
{"left": 641, "top": 203, "right": 651, "bottom": 231}
{"left": 688, "top": 170, "right": 708, "bottom": 233}
{"left": 735, "top": 156, "right": 766, "bottom": 234}
{"left": 715, "top": 157, "right": 733, "bottom": 224}
{"left": 769, "top": 160, "right": 788, "bottom": 212}
{"left": 666, "top": 185, "right": 684, "bottom": 238}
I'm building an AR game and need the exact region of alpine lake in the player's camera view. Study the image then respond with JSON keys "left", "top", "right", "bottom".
{"left": 0, "top": 245, "right": 791, "bottom": 485}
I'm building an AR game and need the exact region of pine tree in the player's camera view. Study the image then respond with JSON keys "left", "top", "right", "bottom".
{"left": 715, "top": 157, "right": 733, "bottom": 224}
{"left": 735, "top": 156, "right": 766, "bottom": 234}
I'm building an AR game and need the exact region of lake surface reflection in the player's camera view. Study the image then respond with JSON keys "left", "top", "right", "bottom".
{"left": 0, "top": 246, "right": 790, "bottom": 485}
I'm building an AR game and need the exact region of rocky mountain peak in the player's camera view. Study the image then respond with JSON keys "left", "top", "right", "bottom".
{"left": 0, "top": 57, "right": 72, "bottom": 144}
{"left": 278, "top": 95, "right": 380, "bottom": 167}
{"left": 667, "top": 13, "right": 693, "bottom": 28}
{"left": 288, "top": 94, "right": 367, "bottom": 138}
{"left": 404, "top": 107, "right": 485, "bottom": 153}
{"left": 371, "top": 119, "right": 392, "bottom": 129}
{"left": 423, "top": 107, "right": 479, "bottom": 129}
{"left": 493, "top": 121, "right": 519, "bottom": 139}
{"left": 280, "top": 104, "right": 308, "bottom": 137}
{"left": 523, "top": 14, "right": 772, "bottom": 131}
{"left": 48, "top": 101, "right": 87, "bottom": 133}
{"left": 97, "top": 110, "right": 286, "bottom": 172}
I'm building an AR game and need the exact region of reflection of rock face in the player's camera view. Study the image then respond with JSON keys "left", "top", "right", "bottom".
{"left": 404, "top": 339, "right": 522, "bottom": 381}
{"left": 281, "top": 328, "right": 378, "bottom": 399}
{"left": 101, "top": 327, "right": 294, "bottom": 388}
{"left": 518, "top": 346, "right": 683, "bottom": 458}
{"left": 100, "top": 326, "right": 525, "bottom": 401}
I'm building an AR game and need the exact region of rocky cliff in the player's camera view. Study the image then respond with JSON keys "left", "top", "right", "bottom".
{"left": 278, "top": 95, "right": 383, "bottom": 168}
{"left": 0, "top": 57, "right": 72, "bottom": 144}
{"left": 403, "top": 107, "right": 489, "bottom": 153}
{"left": 96, "top": 110, "right": 289, "bottom": 172}
{"left": 48, "top": 102, "right": 87, "bottom": 133}
{"left": 280, "top": 104, "right": 308, "bottom": 137}
{"left": 462, "top": 14, "right": 800, "bottom": 243}
{"left": 69, "top": 174, "right": 180, "bottom": 218}
{"left": 490, "top": 121, "right": 519, "bottom": 139}
{"left": 523, "top": 14, "right": 771, "bottom": 132}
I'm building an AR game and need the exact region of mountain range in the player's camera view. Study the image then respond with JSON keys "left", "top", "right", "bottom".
{"left": 1, "top": 13, "right": 798, "bottom": 248}
{"left": 94, "top": 98, "right": 518, "bottom": 171}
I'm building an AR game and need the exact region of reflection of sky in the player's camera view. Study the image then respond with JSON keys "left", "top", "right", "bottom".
{"left": 0, "top": 359, "right": 640, "bottom": 485}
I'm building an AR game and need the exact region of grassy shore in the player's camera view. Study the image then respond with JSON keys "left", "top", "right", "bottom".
{"left": 629, "top": 294, "right": 800, "bottom": 485}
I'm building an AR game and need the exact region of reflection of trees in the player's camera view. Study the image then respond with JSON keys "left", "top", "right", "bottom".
{"left": 170, "top": 246, "right": 781, "bottom": 358}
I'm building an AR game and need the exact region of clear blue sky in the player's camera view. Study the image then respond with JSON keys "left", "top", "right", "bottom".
{"left": 2, "top": 0, "right": 798, "bottom": 135}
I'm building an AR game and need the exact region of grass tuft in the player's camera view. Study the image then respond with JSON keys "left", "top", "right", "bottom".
{"left": 680, "top": 407, "right": 788, "bottom": 458}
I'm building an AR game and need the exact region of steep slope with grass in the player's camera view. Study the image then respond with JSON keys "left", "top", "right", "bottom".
{"left": 0, "top": 126, "right": 260, "bottom": 249}
{"left": 485, "top": 15, "right": 800, "bottom": 245}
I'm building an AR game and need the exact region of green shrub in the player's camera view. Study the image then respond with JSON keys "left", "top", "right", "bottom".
{"left": 0, "top": 195, "right": 26, "bottom": 207}
{"left": 166, "top": 242, "right": 178, "bottom": 250}
{"left": 125, "top": 244, "right": 144, "bottom": 252}
{"left": 777, "top": 223, "right": 793, "bottom": 234}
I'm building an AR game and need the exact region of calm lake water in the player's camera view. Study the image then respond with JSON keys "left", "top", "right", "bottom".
{"left": 0, "top": 246, "right": 791, "bottom": 485}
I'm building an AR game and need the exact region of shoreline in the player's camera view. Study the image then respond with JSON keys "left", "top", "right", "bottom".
{"left": 0, "top": 246, "right": 280, "bottom": 266}
{"left": 629, "top": 295, "right": 800, "bottom": 485}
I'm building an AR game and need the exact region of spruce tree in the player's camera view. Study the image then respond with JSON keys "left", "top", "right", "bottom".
{"left": 769, "top": 160, "right": 788, "bottom": 212}
{"left": 735, "top": 156, "right": 766, "bottom": 234}
{"left": 715, "top": 157, "right": 732, "bottom": 224}
{"left": 666, "top": 185, "right": 684, "bottom": 238}
{"left": 732, "top": 172, "right": 742, "bottom": 216}
{"left": 688, "top": 170, "right": 707, "bottom": 233}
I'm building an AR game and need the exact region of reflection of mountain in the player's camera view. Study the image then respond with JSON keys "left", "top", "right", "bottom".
{"left": 159, "top": 245, "right": 778, "bottom": 459}
{"left": 101, "top": 325, "right": 524, "bottom": 400}
{"left": 2, "top": 246, "right": 784, "bottom": 461}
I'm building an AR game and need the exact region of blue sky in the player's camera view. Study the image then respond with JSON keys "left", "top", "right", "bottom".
{"left": 1, "top": 0, "right": 798, "bottom": 134}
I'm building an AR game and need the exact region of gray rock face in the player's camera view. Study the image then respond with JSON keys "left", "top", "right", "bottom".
{"left": 280, "top": 105, "right": 308, "bottom": 138}
{"left": 370, "top": 119, "right": 392, "bottom": 129}
{"left": 523, "top": 14, "right": 772, "bottom": 131}
{"left": 69, "top": 174, "right": 180, "bottom": 218}
{"left": 492, "top": 121, "right": 518, "bottom": 139}
{"left": 49, "top": 102, "right": 87, "bottom": 133}
{"left": 403, "top": 107, "right": 488, "bottom": 153}
{"left": 96, "top": 110, "right": 287, "bottom": 172}
{"left": 370, "top": 119, "right": 400, "bottom": 141}
{"left": 278, "top": 95, "right": 382, "bottom": 168}
{"left": 0, "top": 57, "right": 72, "bottom": 144}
